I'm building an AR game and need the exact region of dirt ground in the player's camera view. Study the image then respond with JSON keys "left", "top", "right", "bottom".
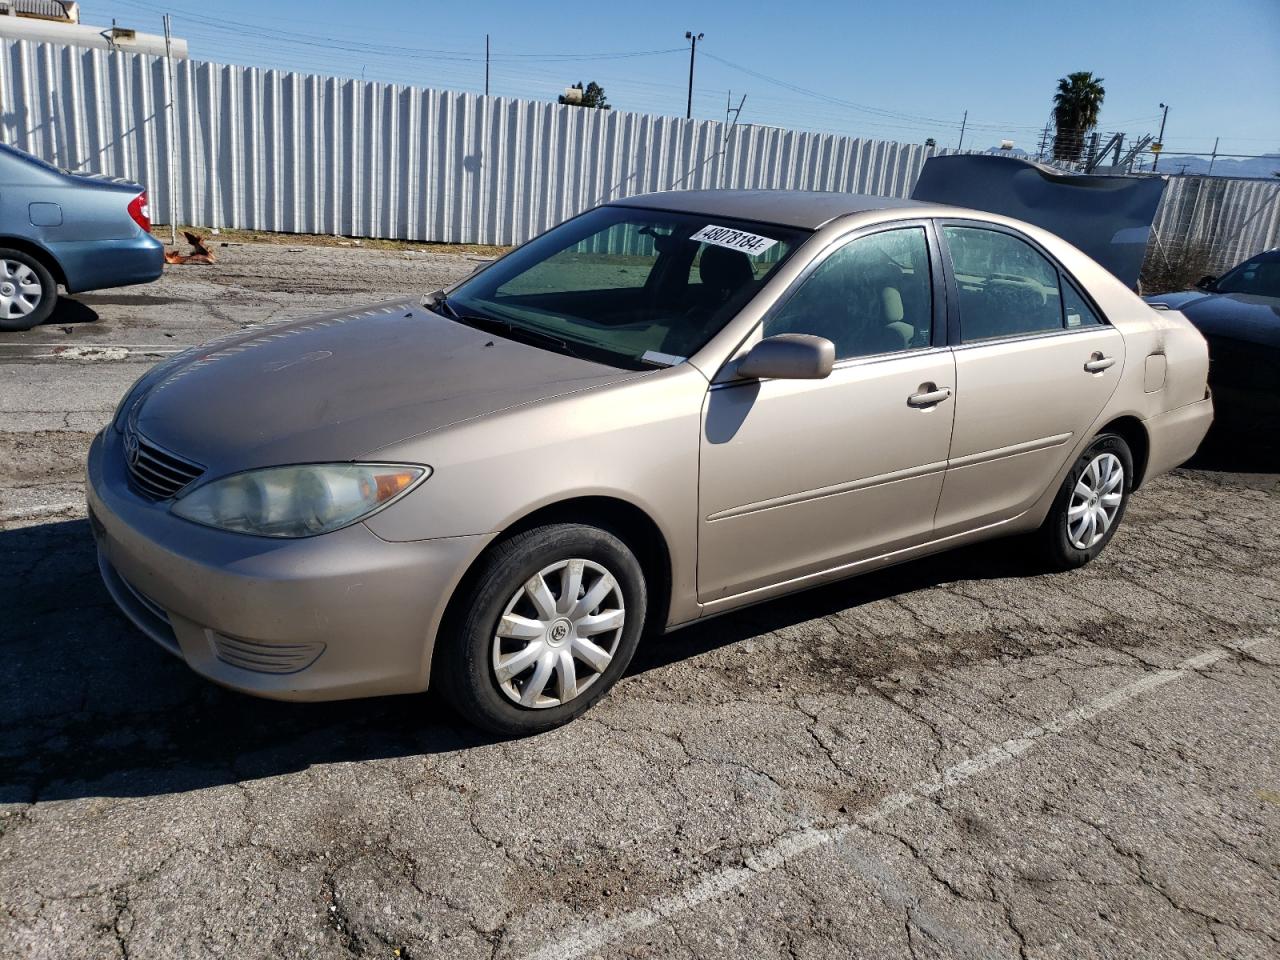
{"left": 1, "top": 245, "right": 1278, "bottom": 960}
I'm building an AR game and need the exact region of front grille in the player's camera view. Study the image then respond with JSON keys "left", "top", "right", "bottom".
{"left": 209, "top": 633, "right": 325, "bottom": 674}
{"left": 97, "top": 552, "right": 182, "bottom": 656}
{"left": 126, "top": 430, "right": 205, "bottom": 500}
{"left": 119, "top": 574, "right": 171, "bottom": 627}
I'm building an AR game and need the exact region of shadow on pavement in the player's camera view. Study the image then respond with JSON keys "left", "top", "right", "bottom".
{"left": 1185, "top": 423, "right": 1280, "bottom": 475}
{"left": 0, "top": 518, "right": 1043, "bottom": 804}
{"left": 42, "top": 297, "right": 100, "bottom": 327}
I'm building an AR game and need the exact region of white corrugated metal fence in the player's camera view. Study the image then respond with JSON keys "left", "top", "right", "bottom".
{"left": 2, "top": 37, "right": 1277, "bottom": 264}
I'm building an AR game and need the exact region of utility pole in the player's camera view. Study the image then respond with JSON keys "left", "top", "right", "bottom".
{"left": 484, "top": 34, "right": 490, "bottom": 97}
{"left": 719, "top": 92, "right": 746, "bottom": 188}
{"left": 684, "top": 31, "right": 703, "bottom": 120}
{"left": 162, "top": 13, "right": 178, "bottom": 245}
{"left": 957, "top": 110, "right": 968, "bottom": 151}
{"left": 1153, "top": 102, "right": 1169, "bottom": 171}
{"left": 1207, "top": 136, "right": 1219, "bottom": 177}
{"left": 1037, "top": 123, "right": 1050, "bottom": 161}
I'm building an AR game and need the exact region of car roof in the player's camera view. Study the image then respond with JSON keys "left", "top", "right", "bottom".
{"left": 608, "top": 189, "right": 936, "bottom": 230}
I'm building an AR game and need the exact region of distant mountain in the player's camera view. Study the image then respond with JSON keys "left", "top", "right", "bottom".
{"left": 972, "top": 146, "right": 1280, "bottom": 180}
{"left": 1154, "top": 154, "right": 1280, "bottom": 179}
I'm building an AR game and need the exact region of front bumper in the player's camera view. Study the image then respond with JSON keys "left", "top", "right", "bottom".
{"left": 86, "top": 429, "right": 492, "bottom": 701}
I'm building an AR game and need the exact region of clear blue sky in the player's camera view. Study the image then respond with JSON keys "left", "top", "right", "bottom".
{"left": 91, "top": 0, "right": 1278, "bottom": 157}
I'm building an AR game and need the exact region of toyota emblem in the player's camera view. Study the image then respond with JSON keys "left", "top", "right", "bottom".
{"left": 123, "top": 428, "right": 140, "bottom": 466}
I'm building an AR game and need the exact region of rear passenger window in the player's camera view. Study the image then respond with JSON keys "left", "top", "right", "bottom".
{"left": 1062, "top": 281, "right": 1103, "bottom": 328}
{"left": 764, "top": 227, "right": 933, "bottom": 360}
{"left": 943, "top": 226, "right": 1064, "bottom": 342}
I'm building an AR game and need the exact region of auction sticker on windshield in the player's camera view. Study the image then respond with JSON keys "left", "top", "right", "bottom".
{"left": 691, "top": 224, "right": 778, "bottom": 256}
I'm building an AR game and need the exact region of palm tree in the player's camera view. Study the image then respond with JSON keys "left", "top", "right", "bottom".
{"left": 1052, "top": 72, "right": 1106, "bottom": 163}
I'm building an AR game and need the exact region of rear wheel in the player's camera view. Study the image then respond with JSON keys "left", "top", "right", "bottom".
{"left": 0, "top": 249, "right": 56, "bottom": 332}
{"left": 438, "top": 523, "right": 647, "bottom": 735}
{"left": 1036, "top": 433, "right": 1133, "bottom": 570}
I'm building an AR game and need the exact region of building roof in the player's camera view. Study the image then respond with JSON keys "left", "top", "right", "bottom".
{"left": 609, "top": 189, "right": 930, "bottom": 230}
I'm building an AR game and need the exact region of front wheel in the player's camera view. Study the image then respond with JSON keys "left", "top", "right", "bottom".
{"left": 1036, "top": 433, "right": 1133, "bottom": 571}
{"left": 0, "top": 249, "right": 57, "bottom": 332}
{"left": 438, "top": 523, "right": 647, "bottom": 735}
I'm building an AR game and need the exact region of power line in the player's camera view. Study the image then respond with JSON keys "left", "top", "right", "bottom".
{"left": 91, "top": 0, "right": 1259, "bottom": 149}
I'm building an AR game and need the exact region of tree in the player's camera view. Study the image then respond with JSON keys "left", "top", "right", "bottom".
{"left": 924, "top": 137, "right": 937, "bottom": 150}
{"left": 1051, "top": 71, "right": 1105, "bottom": 163}
{"left": 559, "top": 81, "right": 611, "bottom": 110}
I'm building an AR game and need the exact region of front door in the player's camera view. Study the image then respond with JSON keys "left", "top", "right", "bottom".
{"left": 933, "top": 223, "right": 1126, "bottom": 535}
{"left": 697, "top": 224, "right": 957, "bottom": 603}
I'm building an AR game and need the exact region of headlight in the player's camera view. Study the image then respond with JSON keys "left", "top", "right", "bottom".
{"left": 171, "top": 463, "right": 429, "bottom": 538}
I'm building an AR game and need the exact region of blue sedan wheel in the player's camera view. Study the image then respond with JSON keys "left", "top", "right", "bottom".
{"left": 0, "top": 249, "right": 56, "bottom": 332}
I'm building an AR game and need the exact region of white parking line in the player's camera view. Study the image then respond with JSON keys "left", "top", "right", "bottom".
{"left": 522, "top": 635, "right": 1276, "bottom": 960}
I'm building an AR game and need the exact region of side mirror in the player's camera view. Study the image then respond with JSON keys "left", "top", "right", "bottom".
{"left": 1194, "top": 275, "right": 1217, "bottom": 291}
{"left": 736, "top": 334, "right": 835, "bottom": 381}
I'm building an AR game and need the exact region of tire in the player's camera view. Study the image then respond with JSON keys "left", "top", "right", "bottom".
{"left": 0, "top": 248, "right": 57, "bottom": 332}
{"left": 1036, "top": 432, "right": 1134, "bottom": 571}
{"left": 438, "top": 523, "right": 647, "bottom": 735}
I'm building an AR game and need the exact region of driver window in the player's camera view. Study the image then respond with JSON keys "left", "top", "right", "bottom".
{"left": 943, "top": 226, "right": 1064, "bottom": 342}
{"left": 763, "top": 227, "right": 933, "bottom": 360}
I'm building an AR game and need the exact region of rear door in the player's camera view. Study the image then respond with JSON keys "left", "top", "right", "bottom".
{"left": 934, "top": 221, "right": 1125, "bottom": 536}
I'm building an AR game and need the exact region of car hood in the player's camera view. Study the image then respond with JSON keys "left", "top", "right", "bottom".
{"left": 1145, "top": 290, "right": 1280, "bottom": 347}
{"left": 131, "top": 298, "right": 641, "bottom": 475}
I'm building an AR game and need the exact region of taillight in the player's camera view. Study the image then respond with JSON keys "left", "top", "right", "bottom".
{"left": 128, "top": 192, "right": 151, "bottom": 232}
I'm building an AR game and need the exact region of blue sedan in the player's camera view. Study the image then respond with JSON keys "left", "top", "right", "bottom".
{"left": 0, "top": 144, "right": 164, "bottom": 331}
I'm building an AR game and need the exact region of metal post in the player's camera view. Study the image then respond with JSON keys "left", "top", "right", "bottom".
{"left": 684, "top": 31, "right": 703, "bottom": 120}
{"left": 1207, "top": 136, "right": 1219, "bottom": 177}
{"left": 957, "top": 110, "right": 967, "bottom": 151}
{"left": 485, "top": 34, "right": 490, "bottom": 97}
{"left": 162, "top": 13, "right": 178, "bottom": 245}
{"left": 1153, "top": 102, "right": 1169, "bottom": 171}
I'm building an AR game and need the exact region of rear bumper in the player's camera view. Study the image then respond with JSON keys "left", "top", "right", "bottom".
{"left": 1142, "top": 396, "right": 1214, "bottom": 483}
{"left": 86, "top": 429, "right": 492, "bottom": 701}
{"left": 51, "top": 233, "right": 164, "bottom": 293}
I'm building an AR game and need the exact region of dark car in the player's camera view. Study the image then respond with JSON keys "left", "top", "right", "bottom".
{"left": 0, "top": 143, "right": 164, "bottom": 331}
{"left": 1146, "top": 249, "right": 1280, "bottom": 437}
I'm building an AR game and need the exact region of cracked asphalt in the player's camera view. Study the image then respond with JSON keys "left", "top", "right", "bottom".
{"left": 2, "top": 244, "right": 1279, "bottom": 960}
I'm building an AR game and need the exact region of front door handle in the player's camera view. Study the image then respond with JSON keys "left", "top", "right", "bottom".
{"left": 1084, "top": 353, "right": 1116, "bottom": 373}
{"left": 907, "top": 384, "right": 953, "bottom": 408}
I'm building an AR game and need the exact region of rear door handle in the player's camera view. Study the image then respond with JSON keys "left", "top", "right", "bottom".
{"left": 907, "top": 385, "right": 952, "bottom": 408}
{"left": 1084, "top": 353, "right": 1116, "bottom": 373}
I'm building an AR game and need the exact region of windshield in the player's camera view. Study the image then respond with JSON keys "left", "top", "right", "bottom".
{"left": 443, "top": 205, "right": 805, "bottom": 369}
{"left": 1213, "top": 251, "right": 1280, "bottom": 299}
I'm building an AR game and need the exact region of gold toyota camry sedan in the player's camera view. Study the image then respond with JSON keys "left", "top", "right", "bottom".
{"left": 88, "top": 190, "right": 1212, "bottom": 734}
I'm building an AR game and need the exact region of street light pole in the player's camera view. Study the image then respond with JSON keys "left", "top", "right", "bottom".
{"left": 684, "top": 31, "right": 703, "bottom": 120}
{"left": 1153, "top": 102, "right": 1169, "bottom": 171}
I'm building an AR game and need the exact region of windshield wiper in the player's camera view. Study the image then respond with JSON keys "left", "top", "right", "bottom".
{"left": 426, "top": 293, "right": 586, "bottom": 361}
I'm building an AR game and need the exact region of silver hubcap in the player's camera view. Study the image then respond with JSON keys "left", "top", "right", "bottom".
{"left": 492, "top": 558, "right": 625, "bottom": 709}
{"left": 1068, "top": 452, "right": 1124, "bottom": 550}
{"left": 0, "top": 260, "right": 42, "bottom": 318}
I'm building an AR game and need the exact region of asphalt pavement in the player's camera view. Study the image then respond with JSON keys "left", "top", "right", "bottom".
{"left": 1, "top": 244, "right": 1277, "bottom": 960}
